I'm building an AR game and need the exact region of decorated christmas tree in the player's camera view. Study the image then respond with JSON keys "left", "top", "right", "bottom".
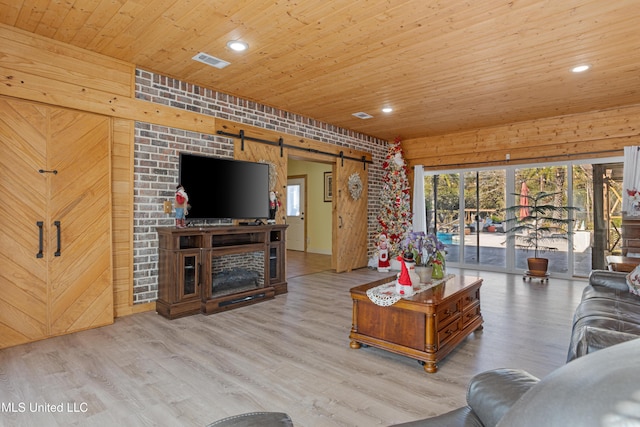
{"left": 376, "top": 136, "right": 412, "bottom": 258}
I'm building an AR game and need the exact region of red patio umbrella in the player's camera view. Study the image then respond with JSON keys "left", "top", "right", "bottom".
{"left": 519, "top": 181, "right": 530, "bottom": 220}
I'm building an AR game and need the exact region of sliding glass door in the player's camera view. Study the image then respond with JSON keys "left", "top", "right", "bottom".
{"left": 426, "top": 173, "right": 461, "bottom": 266}
{"left": 463, "top": 170, "right": 507, "bottom": 268}
{"left": 514, "top": 166, "right": 570, "bottom": 275}
{"left": 573, "top": 164, "right": 595, "bottom": 276}
{"left": 423, "top": 158, "right": 622, "bottom": 277}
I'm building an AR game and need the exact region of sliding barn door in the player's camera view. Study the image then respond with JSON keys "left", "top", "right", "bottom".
{"left": 333, "top": 159, "right": 368, "bottom": 272}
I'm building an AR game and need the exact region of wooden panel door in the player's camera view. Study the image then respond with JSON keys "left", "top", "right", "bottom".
{"left": 333, "top": 160, "right": 368, "bottom": 272}
{"left": 47, "top": 108, "right": 113, "bottom": 335}
{"left": 0, "top": 98, "right": 113, "bottom": 348}
{"left": 0, "top": 98, "right": 49, "bottom": 347}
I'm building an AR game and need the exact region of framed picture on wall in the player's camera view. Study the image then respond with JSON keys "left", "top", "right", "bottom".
{"left": 324, "top": 172, "right": 333, "bottom": 202}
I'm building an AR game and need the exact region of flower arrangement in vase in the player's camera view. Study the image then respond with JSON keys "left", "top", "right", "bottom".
{"left": 401, "top": 231, "right": 446, "bottom": 281}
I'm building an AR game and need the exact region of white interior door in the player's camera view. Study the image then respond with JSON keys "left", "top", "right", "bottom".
{"left": 287, "top": 177, "right": 306, "bottom": 251}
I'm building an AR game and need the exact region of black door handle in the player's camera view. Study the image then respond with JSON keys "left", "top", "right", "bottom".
{"left": 36, "top": 221, "right": 44, "bottom": 258}
{"left": 54, "top": 221, "right": 61, "bottom": 257}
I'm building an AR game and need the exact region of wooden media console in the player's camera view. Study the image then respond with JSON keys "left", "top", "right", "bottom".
{"left": 156, "top": 224, "right": 287, "bottom": 319}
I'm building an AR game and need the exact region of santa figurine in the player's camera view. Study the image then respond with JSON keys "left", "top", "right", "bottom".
{"left": 269, "top": 191, "right": 280, "bottom": 221}
{"left": 174, "top": 184, "right": 189, "bottom": 228}
{"left": 395, "top": 255, "right": 414, "bottom": 296}
{"left": 377, "top": 233, "right": 391, "bottom": 272}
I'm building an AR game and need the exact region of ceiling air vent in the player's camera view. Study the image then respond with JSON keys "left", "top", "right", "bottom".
{"left": 352, "top": 112, "right": 374, "bottom": 119}
{"left": 192, "top": 52, "right": 230, "bottom": 69}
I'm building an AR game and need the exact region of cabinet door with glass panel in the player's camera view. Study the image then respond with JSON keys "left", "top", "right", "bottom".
{"left": 177, "top": 249, "right": 201, "bottom": 301}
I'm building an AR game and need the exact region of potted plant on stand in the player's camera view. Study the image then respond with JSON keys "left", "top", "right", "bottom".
{"left": 503, "top": 187, "right": 578, "bottom": 279}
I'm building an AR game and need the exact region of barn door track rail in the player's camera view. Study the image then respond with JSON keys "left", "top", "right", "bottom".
{"left": 217, "top": 130, "right": 372, "bottom": 169}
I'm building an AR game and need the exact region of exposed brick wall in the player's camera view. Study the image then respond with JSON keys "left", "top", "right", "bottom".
{"left": 133, "top": 69, "right": 388, "bottom": 304}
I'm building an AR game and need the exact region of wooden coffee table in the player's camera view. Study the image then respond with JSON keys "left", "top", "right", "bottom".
{"left": 349, "top": 275, "right": 483, "bottom": 373}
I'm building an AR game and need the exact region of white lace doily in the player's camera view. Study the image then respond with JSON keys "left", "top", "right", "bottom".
{"left": 366, "top": 274, "right": 455, "bottom": 306}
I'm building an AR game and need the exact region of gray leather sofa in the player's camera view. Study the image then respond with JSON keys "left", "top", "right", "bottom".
{"left": 391, "top": 337, "right": 640, "bottom": 427}
{"left": 566, "top": 269, "right": 640, "bottom": 361}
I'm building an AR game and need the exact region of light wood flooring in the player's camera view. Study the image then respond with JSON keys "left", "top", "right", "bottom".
{"left": 286, "top": 250, "right": 333, "bottom": 278}
{"left": 0, "top": 253, "right": 587, "bottom": 427}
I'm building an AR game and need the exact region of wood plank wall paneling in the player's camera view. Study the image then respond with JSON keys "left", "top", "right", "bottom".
{"left": 0, "top": 61, "right": 214, "bottom": 135}
{"left": 0, "top": 24, "right": 213, "bottom": 135}
{"left": 402, "top": 104, "right": 640, "bottom": 170}
{"left": 0, "top": 24, "right": 133, "bottom": 97}
{"left": 112, "top": 118, "right": 152, "bottom": 316}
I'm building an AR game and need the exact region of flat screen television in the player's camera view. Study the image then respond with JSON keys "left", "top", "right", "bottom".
{"left": 179, "top": 153, "right": 270, "bottom": 222}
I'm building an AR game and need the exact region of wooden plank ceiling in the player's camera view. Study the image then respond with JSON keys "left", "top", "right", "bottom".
{"left": 2, "top": 0, "right": 640, "bottom": 141}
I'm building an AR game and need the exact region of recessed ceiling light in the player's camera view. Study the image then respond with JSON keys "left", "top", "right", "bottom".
{"left": 382, "top": 107, "right": 393, "bottom": 113}
{"left": 571, "top": 65, "right": 590, "bottom": 73}
{"left": 227, "top": 40, "right": 248, "bottom": 52}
